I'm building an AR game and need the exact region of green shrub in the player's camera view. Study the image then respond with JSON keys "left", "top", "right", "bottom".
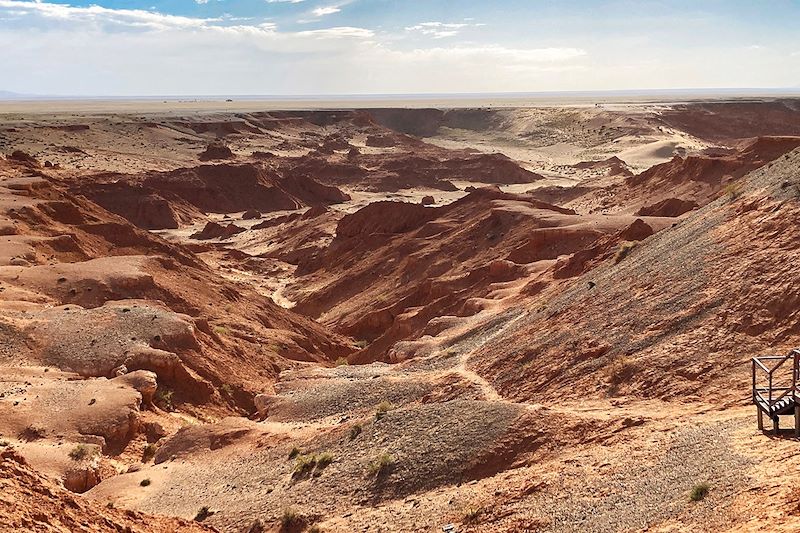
{"left": 194, "top": 506, "right": 212, "bottom": 522}
{"left": 368, "top": 452, "right": 395, "bottom": 477}
{"left": 293, "top": 454, "right": 317, "bottom": 475}
{"left": 463, "top": 505, "right": 484, "bottom": 523}
{"left": 690, "top": 482, "right": 710, "bottom": 501}
{"left": 316, "top": 452, "right": 334, "bottom": 469}
{"left": 375, "top": 401, "right": 394, "bottom": 420}
{"left": 142, "top": 443, "right": 158, "bottom": 463}
{"left": 280, "top": 507, "right": 301, "bottom": 529}
{"left": 293, "top": 452, "right": 334, "bottom": 478}
{"left": 68, "top": 444, "right": 96, "bottom": 461}
{"left": 155, "top": 388, "right": 174, "bottom": 411}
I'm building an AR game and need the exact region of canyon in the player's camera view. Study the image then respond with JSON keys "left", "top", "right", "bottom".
{"left": 1, "top": 98, "right": 800, "bottom": 532}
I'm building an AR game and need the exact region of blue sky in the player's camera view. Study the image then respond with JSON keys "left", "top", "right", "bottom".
{"left": 1, "top": 0, "right": 799, "bottom": 96}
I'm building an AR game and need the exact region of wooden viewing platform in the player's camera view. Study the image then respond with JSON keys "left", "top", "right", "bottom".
{"left": 752, "top": 349, "right": 800, "bottom": 436}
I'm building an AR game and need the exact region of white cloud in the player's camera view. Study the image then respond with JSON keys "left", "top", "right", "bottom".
{"left": 405, "top": 21, "right": 484, "bottom": 39}
{"left": 312, "top": 6, "right": 340, "bottom": 17}
{"left": 0, "top": 0, "right": 218, "bottom": 30}
{"left": 0, "top": 0, "right": 597, "bottom": 95}
{"left": 1, "top": 0, "right": 799, "bottom": 96}
{"left": 297, "top": 26, "right": 373, "bottom": 38}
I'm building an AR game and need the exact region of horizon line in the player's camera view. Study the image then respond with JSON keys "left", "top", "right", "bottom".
{"left": 2, "top": 87, "right": 800, "bottom": 102}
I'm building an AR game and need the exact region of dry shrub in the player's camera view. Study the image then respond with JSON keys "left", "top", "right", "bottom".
{"left": 605, "top": 356, "right": 638, "bottom": 387}
{"left": 614, "top": 241, "right": 637, "bottom": 264}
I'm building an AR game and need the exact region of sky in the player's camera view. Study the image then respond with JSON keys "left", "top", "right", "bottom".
{"left": 1, "top": 0, "right": 799, "bottom": 96}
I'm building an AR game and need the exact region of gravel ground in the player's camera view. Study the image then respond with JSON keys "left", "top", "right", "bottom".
{"left": 503, "top": 417, "right": 752, "bottom": 533}
{"left": 268, "top": 371, "right": 434, "bottom": 422}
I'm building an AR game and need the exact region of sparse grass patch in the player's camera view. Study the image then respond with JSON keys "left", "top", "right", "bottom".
{"left": 68, "top": 444, "right": 96, "bottom": 462}
{"left": 375, "top": 401, "right": 394, "bottom": 420}
{"left": 194, "top": 506, "right": 212, "bottom": 522}
{"left": 214, "top": 325, "right": 228, "bottom": 336}
{"left": 220, "top": 383, "right": 233, "bottom": 397}
{"left": 614, "top": 241, "right": 636, "bottom": 264}
{"left": 349, "top": 424, "right": 362, "bottom": 440}
{"left": 142, "top": 443, "right": 158, "bottom": 463}
{"left": 353, "top": 339, "right": 368, "bottom": 349}
{"left": 368, "top": 452, "right": 395, "bottom": 477}
{"left": 155, "top": 388, "right": 174, "bottom": 412}
{"left": 690, "top": 482, "right": 710, "bottom": 501}
{"left": 140, "top": 478, "right": 151, "bottom": 487}
{"left": 288, "top": 446, "right": 301, "bottom": 459}
{"left": 334, "top": 357, "right": 349, "bottom": 366}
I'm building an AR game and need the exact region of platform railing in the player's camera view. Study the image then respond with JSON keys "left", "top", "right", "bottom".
{"left": 752, "top": 349, "right": 800, "bottom": 434}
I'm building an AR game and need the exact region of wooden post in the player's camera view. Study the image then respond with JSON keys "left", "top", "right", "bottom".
{"left": 758, "top": 407, "right": 764, "bottom": 431}
{"left": 795, "top": 405, "right": 800, "bottom": 439}
{"left": 774, "top": 416, "right": 780, "bottom": 435}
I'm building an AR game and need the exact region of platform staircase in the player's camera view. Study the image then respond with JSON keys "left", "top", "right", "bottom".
{"left": 752, "top": 349, "right": 800, "bottom": 436}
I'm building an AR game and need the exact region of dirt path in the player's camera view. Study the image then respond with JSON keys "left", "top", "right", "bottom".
{"left": 451, "top": 312, "right": 528, "bottom": 403}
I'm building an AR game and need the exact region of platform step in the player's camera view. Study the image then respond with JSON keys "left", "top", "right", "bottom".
{"left": 757, "top": 397, "right": 797, "bottom": 417}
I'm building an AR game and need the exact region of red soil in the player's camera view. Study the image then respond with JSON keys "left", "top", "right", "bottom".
{"left": 0, "top": 156, "right": 353, "bottom": 407}
{"left": 190, "top": 221, "right": 246, "bottom": 240}
{"left": 573, "top": 136, "right": 800, "bottom": 215}
{"left": 70, "top": 163, "right": 350, "bottom": 229}
{"left": 198, "top": 141, "right": 235, "bottom": 161}
{"left": 0, "top": 449, "right": 211, "bottom": 532}
{"left": 658, "top": 100, "right": 800, "bottom": 143}
{"left": 287, "top": 187, "right": 671, "bottom": 362}
{"left": 572, "top": 156, "right": 634, "bottom": 177}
